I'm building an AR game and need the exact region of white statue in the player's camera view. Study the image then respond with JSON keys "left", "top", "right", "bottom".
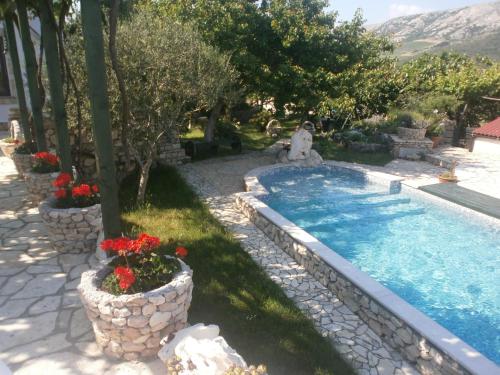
{"left": 158, "top": 324, "right": 247, "bottom": 375}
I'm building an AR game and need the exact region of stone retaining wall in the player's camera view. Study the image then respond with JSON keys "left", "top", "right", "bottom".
{"left": 24, "top": 171, "right": 59, "bottom": 205}
{"left": 236, "top": 193, "right": 475, "bottom": 375}
{"left": 389, "top": 135, "right": 433, "bottom": 160}
{"left": 78, "top": 260, "right": 193, "bottom": 361}
{"left": 39, "top": 199, "right": 102, "bottom": 253}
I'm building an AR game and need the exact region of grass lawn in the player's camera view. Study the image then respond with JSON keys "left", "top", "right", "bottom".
{"left": 120, "top": 166, "right": 354, "bottom": 375}
{"left": 182, "top": 120, "right": 393, "bottom": 166}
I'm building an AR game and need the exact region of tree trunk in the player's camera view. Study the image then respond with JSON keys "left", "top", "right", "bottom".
{"left": 204, "top": 100, "right": 223, "bottom": 143}
{"left": 4, "top": 16, "right": 32, "bottom": 144}
{"left": 136, "top": 157, "right": 153, "bottom": 205}
{"left": 39, "top": 0, "right": 72, "bottom": 173}
{"left": 16, "top": 0, "right": 47, "bottom": 151}
{"left": 81, "top": 0, "right": 121, "bottom": 239}
{"left": 108, "top": 0, "right": 131, "bottom": 171}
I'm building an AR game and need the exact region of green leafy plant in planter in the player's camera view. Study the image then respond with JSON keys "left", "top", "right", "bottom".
{"left": 100, "top": 235, "right": 188, "bottom": 295}
{"left": 32, "top": 151, "right": 60, "bottom": 173}
{"left": 14, "top": 141, "right": 37, "bottom": 155}
{"left": 52, "top": 172, "right": 100, "bottom": 208}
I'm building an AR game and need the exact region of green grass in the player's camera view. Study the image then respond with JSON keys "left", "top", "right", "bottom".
{"left": 120, "top": 167, "right": 354, "bottom": 375}
{"left": 315, "top": 138, "right": 393, "bottom": 166}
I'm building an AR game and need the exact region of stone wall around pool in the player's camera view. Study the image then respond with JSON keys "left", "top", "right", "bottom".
{"left": 236, "top": 162, "right": 499, "bottom": 375}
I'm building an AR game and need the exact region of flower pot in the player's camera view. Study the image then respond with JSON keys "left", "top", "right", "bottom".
{"left": 431, "top": 136, "right": 443, "bottom": 149}
{"left": 438, "top": 176, "right": 458, "bottom": 183}
{"left": 11, "top": 153, "right": 33, "bottom": 178}
{"left": 0, "top": 140, "right": 18, "bottom": 158}
{"left": 397, "top": 127, "right": 426, "bottom": 140}
{"left": 78, "top": 259, "right": 193, "bottom": 361}
{"left": 39, "top": 198, "right": 102, "bottom": 253}
{"left": 24, "top": 171, "right": 59, "bottom": 205}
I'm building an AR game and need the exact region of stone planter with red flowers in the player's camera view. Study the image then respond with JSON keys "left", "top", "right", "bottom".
{"left": 78, "top": 236, "right": 193, "bottom": 361}
{"left": 25, "top": 151, "right": 60, "bottom": 204}
{"left": 0, "top": 138, "right": 20, "bottom": 158}
{"left": 39, "top": 172, "right": 102, "bottom": 252}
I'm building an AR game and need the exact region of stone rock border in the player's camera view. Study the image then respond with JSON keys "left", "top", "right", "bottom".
{"left": 25, "top": 171, "right": 59, "bottom": 205}
{"left": 0, "top": 140, "right": 17, "bottom": 158}
{"left": 237, "top": 162, "right": 499, "bottom": 375}
{"left": 397, "top": 127, "right": 426, "bottom": 140}
{"left": 78, "top": 259, "right": 193, "bottom": 361}
{"left": 39, "top": 198, "right": 102, "bottom": 253}
{"left": 11, "top": 153, "right": 33, "bottom": 178}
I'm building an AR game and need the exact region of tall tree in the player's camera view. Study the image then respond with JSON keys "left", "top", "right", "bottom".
{"left": 39, "top": 0, "right": 72, "bottom": 172}
{"left": 108, "top": 0, "right": 131, "bottom": 172}
{"left": 80, "top": 0, "right": 121, "bottom": 238}
{"left": 2, "top": 11, "right": 32, "bottom": 143}
{"left": 16, "top": 0, "right": 47, "bottom": 151}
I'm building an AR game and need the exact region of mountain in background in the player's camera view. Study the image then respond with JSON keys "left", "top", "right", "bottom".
{"left": 372, "top": 1, "right": 500, "bottom": 61}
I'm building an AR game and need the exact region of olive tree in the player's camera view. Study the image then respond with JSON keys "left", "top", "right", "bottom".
{"left": 117, "top": 11, "right": 237, "bottom": 203}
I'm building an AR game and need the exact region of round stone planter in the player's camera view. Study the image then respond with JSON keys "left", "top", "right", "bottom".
{"left": 24, "top": 171, "right": 59, "bottom": 205}
{"left": 39, "top": 198, "right": 102, "bottom": 253}
{"left": 0, "top": 140, "right": 17, "bottom": 158}
{"left": 397, "top": 127, "right": 426, "bottom": 140}
{"left": 78, "top": 259, "right": 193, "bottom": 361}
{"left": 11, "top": 153, "right": 33, "bottom": 178}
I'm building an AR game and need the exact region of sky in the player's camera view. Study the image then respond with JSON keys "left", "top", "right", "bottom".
{"left": 328, "top": 0, "right": 494, "bottom": 24}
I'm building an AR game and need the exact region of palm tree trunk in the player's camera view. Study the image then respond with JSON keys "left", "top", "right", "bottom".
{"left": 16, "top": 0, "right": 47, "bottom": 151}
{"left": 39, "top": 0, "right": 72, "bottom": 173}
{"left": 80, "top": 0, "right": 121, "bottom": 239}
{"left": 4, "top": 16, "right": 32, "bottom": 143}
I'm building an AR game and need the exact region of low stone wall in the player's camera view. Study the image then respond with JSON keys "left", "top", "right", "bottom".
{"left": 12, "top": 153, "right": 32, "bottom": 178}
{"left": 24, "top": 171, "right": 59, "bottom": 205}
{"left": 78, "top": 260, "right": 193, "bottom": 361}
{"left": 235, "top": 164, "right": 499, "bottom": 375}
{"left": 39, "top": 199, "right": 102, "bottom": 253}
{"left": 397, "top": 127, "right": 426, "bottom": 140}
{"left": 389, "top": 135, "right": 433, "bottom": 160}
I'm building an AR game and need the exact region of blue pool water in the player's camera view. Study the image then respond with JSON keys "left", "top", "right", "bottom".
{"left": 259, "top": 166, "right": 500, "bottom": 364}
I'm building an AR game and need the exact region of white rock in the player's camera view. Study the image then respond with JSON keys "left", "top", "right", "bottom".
{"left": 158, "top": 324, "right": 246, "bottom": 375}
{"left": 288, "top": 128, "right": 312, "bottom": 160}
{"left": 149, "top": 311, "right": 171, "bottom": 327}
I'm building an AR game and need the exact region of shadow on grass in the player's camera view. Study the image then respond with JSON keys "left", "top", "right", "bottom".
{"left": 120, "top": 166, "right": 354, "bottom": 375}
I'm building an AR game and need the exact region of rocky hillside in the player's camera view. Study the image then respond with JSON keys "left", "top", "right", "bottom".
{"left": 373, "top": 1, "right": 500, "bottom": 61}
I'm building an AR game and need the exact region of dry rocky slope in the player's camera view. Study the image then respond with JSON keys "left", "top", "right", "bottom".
{"left": 372, "top": 1, "right": 500, "bottom": 60}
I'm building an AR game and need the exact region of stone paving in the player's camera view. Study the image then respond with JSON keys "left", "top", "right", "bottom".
{"left": 0, "top": 150, "right": 163, "bottom": 374}
{"left": 178, "top": 162, "right": 419, "bottom": 375}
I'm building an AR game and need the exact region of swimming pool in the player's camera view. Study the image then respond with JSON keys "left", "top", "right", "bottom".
{"left": 256, "top": 165, "right": 500, "bottom": 366}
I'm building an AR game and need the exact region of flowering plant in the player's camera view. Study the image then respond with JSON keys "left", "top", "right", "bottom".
{"left": 2, "top": 137, "right": 20, "bottom": 144}
{"left": 100, "top": 234, "right": 188, "bottom": 295}
{"left": 52, "top": 172, "right": 100, "bottom": 208}
{"left": 32, "top": 151, "right": 60, "bottom": 173}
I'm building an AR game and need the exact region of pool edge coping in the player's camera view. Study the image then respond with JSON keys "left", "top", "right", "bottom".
{"left": 240, "top": 161, "right": 500, "bottom": 375}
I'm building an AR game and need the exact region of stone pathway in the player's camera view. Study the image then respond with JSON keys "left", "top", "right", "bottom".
{"left": 178, "top": 162, "right": 419, "bottom": 375}
{"left": 0, "top": 151, "right": 163, "bottom": 374}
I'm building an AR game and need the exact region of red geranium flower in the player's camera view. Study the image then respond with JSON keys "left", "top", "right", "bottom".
{"left": 53, "top": 172, "right": 72, "bottom": 188}
{"left": 13, "top": 139, "right": 20, "bottom": 145}
{"left": 34, "top": 151, "right": 59, "bottom": 166}
{"left": 54, "top": 188, "right": 67, "bottom": 199}
{"left": 114, "top": 266, "right": 135, "bottom": 290}
{"left": 175, "top": 246, "right": 188, "bottom": 258}
{"left": 92, "top": 184, "right": 99, "bottom": 193}
{"left": 72, "top": 184, "right": 92, "bottom": 198}
{"left": 100, "top": 239, "right": 115, "bottom": 251}
{"left": 129, "top": 233, "right": 161, "bottom": 254}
